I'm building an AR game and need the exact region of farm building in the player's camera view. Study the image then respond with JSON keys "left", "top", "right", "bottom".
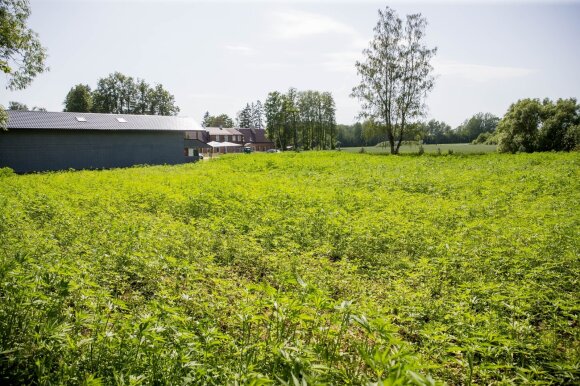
{"left": 0, "top": 111, "right": 205, "bottom": 173}
{"left": 237, "top": 128, "right": 275, "bottom": 152}
{"left": 205, "top": 127, "right": 244, "bottom": 154}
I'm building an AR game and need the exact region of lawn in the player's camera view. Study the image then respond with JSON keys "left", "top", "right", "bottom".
{"left": 0, "top": 151, "right": 578, "bottom": 385}
{"left": 341, "top": 143, "right": 497, "bottom": 154}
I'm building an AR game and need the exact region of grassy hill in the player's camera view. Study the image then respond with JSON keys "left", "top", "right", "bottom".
{"left": 0, "top": 152, "right": 578, "bottom": 385}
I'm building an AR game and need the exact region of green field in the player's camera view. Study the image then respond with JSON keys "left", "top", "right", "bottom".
{"left": 0, "top": 152, "right": 578, "bottom": 385}
{"left": 342, "top": 143, "right": 497, "bottom": 154}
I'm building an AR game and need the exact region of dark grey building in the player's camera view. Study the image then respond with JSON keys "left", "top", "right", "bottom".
{"left": 0, "top": 111, "right": 205, "bottom": 173}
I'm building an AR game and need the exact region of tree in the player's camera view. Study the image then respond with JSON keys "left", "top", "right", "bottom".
{"left": 538, "top": 98, "right": 579, "bottom": 151}
{"left": 252, "top": 100, "right": 264, "bottom": 129}
{"left": 237, "top": 103, "right": 253, "bottom": 128}
{"left": 1, "top": 0, "right": 48, "bottom": 127}
{"left": 264, "top": 88, "right": 337, "bottom": 150}
{"left": 421, "top": 119, "right": 453, "bottom": 144}
{"left": 8, "top": 101, "right": 28, "bottom": 111}
{"left": 90, "top": 72, "right": 179, "bottom": 115}
{"left": 1, "top": 0, "right": 48, "bottom": 91}
{"left": 496, "top": 99, "right": 543, "bottom": 153}
{"left": 63, "top": 84, "right": 93, "bottom": 112}
{"left": 351, "top": 7, "right": 436, "bottom": 154}
{"left": 456, "top": 112, "right": 499, "bottom": 142}
{"left": 202, "top": 113, "right": 234, "bottom": 128}
{"left": 265, "top": 91, "right": 285, "bottom": 149}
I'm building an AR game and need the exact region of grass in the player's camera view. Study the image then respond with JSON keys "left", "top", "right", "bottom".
{"left": 341, "top": 143, "right": 497, "bottom": 154}
{"left": 0, "top": 151, "right": 578, "bottom": 385}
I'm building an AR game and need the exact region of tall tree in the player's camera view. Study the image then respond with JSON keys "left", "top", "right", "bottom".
{"left": 1, "top": 0, "right": 48, "bottom": 127}
{"left": 237, "top": 103, "right": 253, "bottom": 128}
{"left": 265, "top": 91, "right": 285, "bottom": 149}
{"left": 252, "top": 100, "right": 264, "bottom": 129}
{"left": 265, "top": 89, "right": 337, "bottom": 150}
{"left": 351, "top": 7, "right": 436, "bottom": 154}
{"left": 283, "top": 88, "right": 299, "bottom": 149}
{"left": 63, "top": 84, "right": 93, "bottom": 112}
{"left": 90, "top": 72, "right": 179, "bottom": 115}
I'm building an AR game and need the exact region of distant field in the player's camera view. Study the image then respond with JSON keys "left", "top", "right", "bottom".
{"left": 0, "top": 152, "right": 578, "bottom": 384}
{"left": 342, "top": 143, "right": 497, "bottom": 154}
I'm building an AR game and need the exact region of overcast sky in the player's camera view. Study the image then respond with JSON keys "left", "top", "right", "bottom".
{"left": 1, "top": 0, "right": 579, "bottom": 127}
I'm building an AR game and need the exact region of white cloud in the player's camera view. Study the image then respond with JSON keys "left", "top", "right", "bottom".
{"left": 270, "top": 10, "right": 357, "bottom": 39}
{"left": 434, "top": 59, "right": 536, "bottom": 82}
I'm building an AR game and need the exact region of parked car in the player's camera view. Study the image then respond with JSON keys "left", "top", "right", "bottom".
{"left": 243, "top": 147, "right": 253, "bottom": 153}
{"left": 266, "top": 149, "right": 280, "bottom": 153}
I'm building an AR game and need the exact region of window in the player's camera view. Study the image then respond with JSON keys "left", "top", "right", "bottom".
{"left": 75, "top": 116, "right": 87, "bottom": 122}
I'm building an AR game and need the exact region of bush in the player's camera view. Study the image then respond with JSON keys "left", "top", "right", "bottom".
{"left": 0, "top": 167, "right": 15, "bottom": 177}
{"left": 497, "top": 98, "right": 579, "bottom": 153}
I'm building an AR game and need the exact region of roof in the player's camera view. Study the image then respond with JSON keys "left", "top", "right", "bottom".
{"left": 205, "top": 127, "right": 242, "bottom": 136}
{"left": 206, "top": 141, "right": 242, "bottom": 148}
{"left": 184, "top": 139, "right": 211, "bottom": 148}
{"left": 237, "top": 128, "right": 274, "bottom": 144}
{"left": 5, "top": 111, "right": 203, "bottom": 131}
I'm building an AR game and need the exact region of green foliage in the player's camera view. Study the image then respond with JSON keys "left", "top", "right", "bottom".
{"left": 497, "top": 98, "right": 579, "bottom": 153}
{"left": 64, "top": 84, "right": 93, "bottom": 113}
{"left": 0, "top": 152, "right": 578, "bottom": 384}
{"left": 266, "top": 89, "right": 336, "bottom": 151}
{"left": 0, "top": 0, "right": 49, "bottom": 90}
{"left": 8, "top": 101, "right": 28, "bottom": 111}
{"left": 0, "top": 106, "right": 6, "bottom": 129}
{"left": 351, "top": 7, "right": 436, "bottom": 154}
{"left": 90, "top": 72, "right": 180, "bottom": 116}
{"left": 203, "top": 112, "right": 235, "bottom": 128}
{"left": 236, "top": 101, "right": 263, "bottom": 129}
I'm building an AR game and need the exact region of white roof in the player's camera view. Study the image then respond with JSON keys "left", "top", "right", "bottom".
{"left": 206, "top": 141, "right": 242, "bottom": 148}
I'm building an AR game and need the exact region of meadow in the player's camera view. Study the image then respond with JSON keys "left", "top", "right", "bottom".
{"left": 341, "top": 143, "right": 497, "bottom": 154}
{"left": 0, "top": 151, "right": 578, "bottom": 385}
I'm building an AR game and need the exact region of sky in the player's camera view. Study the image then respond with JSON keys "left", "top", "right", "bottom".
{"left": 1, "top": 0, "right": 579, "bottom": 127}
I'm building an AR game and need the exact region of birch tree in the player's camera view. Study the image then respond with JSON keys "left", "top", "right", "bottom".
{"left": 351, "top": 7, "right": 436, "bottom": 154}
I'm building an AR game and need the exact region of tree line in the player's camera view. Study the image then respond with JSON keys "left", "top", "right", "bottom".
{"left": 63, "top": 72, "right": 180, "bottom": 116}
{"left": 265, "top": 88, "right": 336, "bottom": 150}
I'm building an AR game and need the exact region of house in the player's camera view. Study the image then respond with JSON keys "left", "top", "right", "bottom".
{"left": 237, "top": 128, "right": 275, "bottom": 152}
{"left": 0, "top": 111, "right": 205, "bottom": 173}
{"left": 204, "top": 127, "right": 244, "bottom": 154}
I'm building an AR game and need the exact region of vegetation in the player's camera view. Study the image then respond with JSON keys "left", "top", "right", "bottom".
{"left": 351, "top": 7, "right": 436, "bottom": 154}
{"left": 497, "top": 98, "right": 579, "bottom": 153}
{"left": 63, "top": 84, "right": 93, "bottom": 113}
{"left": 63, "top": 73, "right": 180, "bottom": 116}
{"left": 0, "top": 152, "right": 578, "bottom": 385}
{"left": 265, "top": 88, "right": 336, "bottom": 151}
{"left": 0, "top": 0, "right": 48, "bottom": 91}
{"left": 421, "top": 114, "right": 499, "bottom": 145}
{"left": 237, "top": 101, "right": 264, "bottom": 129}
{"left": 7, "top": 101, "right": 45, "bottom": 112}
{"left": 202, "top": 112, "right": 235, "bottom": 128}
{"left": 0, "top": 0, "right": 48, "bottom": 127}
{"left": 342, "top": 143, "right": 497, "bottom": 154}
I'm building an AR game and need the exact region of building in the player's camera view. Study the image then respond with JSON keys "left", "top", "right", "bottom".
{"left": 237, "top": 128, "right": 275, "bottom": 152}
{"left": 0, "top": 111, "right": 205, "bottom": 173}
{"left": 205, "top": 127, "right": 244, "bottom": 154}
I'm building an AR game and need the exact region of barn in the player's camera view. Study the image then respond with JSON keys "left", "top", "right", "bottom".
{"left": 0, "top": 111, "right": 204, "bottom": 173}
